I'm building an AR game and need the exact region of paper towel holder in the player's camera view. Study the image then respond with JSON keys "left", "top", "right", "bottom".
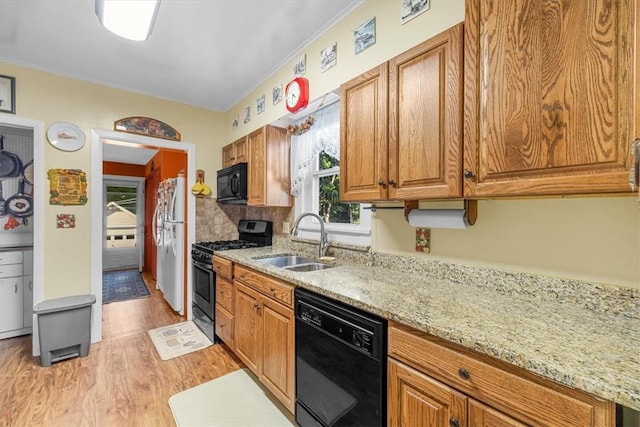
{"left": 404, "top": 199, "right": 478, "bottom": 226}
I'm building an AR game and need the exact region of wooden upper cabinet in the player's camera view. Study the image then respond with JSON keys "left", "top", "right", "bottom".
{"left": 463, "top": 0, "right": 637, "bottom": 197}
{"left": 389, "top": 23, "right": 464, "bottom": 199}
{"left": 340, "top": 24, "right": 464, "bottom": 202}
{"left": 222, "top": 136, "right": 248, "bottom": 169}
{"left": 247, "top": 125, "right": 292, "bottom": 207}
{"left": 340, "top": 63, "right": 389, "bottom": 202}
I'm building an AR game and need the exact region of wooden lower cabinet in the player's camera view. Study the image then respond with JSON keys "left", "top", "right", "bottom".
{"left": 388, "top": 322, "right": 615, "bottom": 427}
{"left": 234, "top": 278, "right": 295, "bottom": 413}
{"left": 388, "top": 358, "right": 467, "bottom": 427}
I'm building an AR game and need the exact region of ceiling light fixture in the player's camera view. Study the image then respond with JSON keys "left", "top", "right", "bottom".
{"left": 95, "top": 0, "right": 161, "bottom": 41}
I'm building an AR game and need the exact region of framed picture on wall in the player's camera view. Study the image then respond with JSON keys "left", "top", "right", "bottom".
{"left": 273, "top": 84, "right": 283, "bottom": 105}
{"left": 401, "top": 0, "right": 430, "bottom": 24}
{"left": 354, "top": 17, "right": 376, "bottom": 55}
{"left": 0, "top": 75, "right": 16, "bottom": 114}
{"left": 257, "top": 95, "right": 265, "bottom": 114}
{"left": 320, "top": 43, "right": 337, "bottom": 72}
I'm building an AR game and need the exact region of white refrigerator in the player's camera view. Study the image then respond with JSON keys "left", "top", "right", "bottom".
{"left": 152, "top": 176, "right": 184, "bottom": 314}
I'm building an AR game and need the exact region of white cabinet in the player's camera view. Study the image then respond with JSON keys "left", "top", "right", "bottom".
{"left": 0, "top": 249, "right": 33, "bottom": 339}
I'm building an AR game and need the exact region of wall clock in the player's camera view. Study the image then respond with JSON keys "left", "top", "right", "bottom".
{"left": 285, "top": 77, "right": 309, "bottom": 113}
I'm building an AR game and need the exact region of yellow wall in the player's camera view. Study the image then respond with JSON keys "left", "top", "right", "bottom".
{"left": 226, "top": 0, "right": 639, "bottom": 289}
{"left": 0, "top": 62, "right": 225, "bottom": 298}
{"left": 1, "top": 0, "right": 638, "bottom": 295}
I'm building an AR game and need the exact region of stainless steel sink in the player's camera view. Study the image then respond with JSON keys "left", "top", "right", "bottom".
{"left": 255, "top": 255, "right": 316, "bottom": 268}
{"left": 283, "top": 263, "right": 333, "bottom": 272}
{"left": 255, "top": 255, "right": 333, "bottom": 272}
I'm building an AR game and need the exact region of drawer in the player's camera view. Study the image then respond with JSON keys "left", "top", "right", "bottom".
{"left": 215, "top": 305, "right": 234, "bottom": 345}
{"left": 0, "top": 251, "right": 23, "bottom": 266}
{"left": 216, "top": 276, "right": 234, "bottom": 313}
{"left": 235, "top": 265, "right": 293, "bottom": 308}
{"left": 213, "top": 256, "right": 233, "bottom": 280}
{"left": 388, "top": 323, "right": 614, "bottom": 427}
{"left": 0, "top": 263, "right": 23, "bottom": 278}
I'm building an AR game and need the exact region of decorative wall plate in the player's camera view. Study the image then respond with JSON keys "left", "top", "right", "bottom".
{"left": 47, "top": 122, "right": 86, "bottom": 151}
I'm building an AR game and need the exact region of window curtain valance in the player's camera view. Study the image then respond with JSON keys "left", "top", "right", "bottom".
{"left": 289, "top": 101, "right": 340, "bottom": 197}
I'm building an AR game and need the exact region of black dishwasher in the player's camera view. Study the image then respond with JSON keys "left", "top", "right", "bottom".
{"left": 295, "top": 288, "right": 387, "bottom": 427}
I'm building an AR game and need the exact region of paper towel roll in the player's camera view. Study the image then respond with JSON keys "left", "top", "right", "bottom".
{"left": 407, "top": 209, "right": 469, "bottom": 229}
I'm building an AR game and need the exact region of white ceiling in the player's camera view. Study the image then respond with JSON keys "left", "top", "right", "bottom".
{"left": 0, "top": 0, "right": 359, "bottom": 165}
{"left": 0, "top": 0, "right": 359, "bottom": 112}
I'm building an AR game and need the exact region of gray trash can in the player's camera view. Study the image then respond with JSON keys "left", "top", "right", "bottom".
{"left": 33, "top": 294, "right": 96, "bottom": 367}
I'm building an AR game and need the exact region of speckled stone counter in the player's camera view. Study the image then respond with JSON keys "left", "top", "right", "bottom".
{"left": 215, "top": 244, "right": 640, "bottom": 411}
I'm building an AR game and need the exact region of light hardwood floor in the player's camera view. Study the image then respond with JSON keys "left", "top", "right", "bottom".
{"left": 0, "top": 272, "right": 243, "bottom": 426}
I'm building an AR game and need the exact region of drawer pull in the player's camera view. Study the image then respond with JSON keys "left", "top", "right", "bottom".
{"left": 449, "top": 418, "right": 460, "bottom": 427}
{"left": 270, "top": 287, "right": 275, "bottom": 293}
{"left": 458, "top": 368, "right": 470, "bottom": 380}
{"left": 240, "top": 273, "right": 246, "bottom": 280}
{"left": 254, "top": 303, "right": 261, "bottom": 311}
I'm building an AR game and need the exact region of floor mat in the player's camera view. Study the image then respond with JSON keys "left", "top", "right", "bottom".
{"left": 169, "top": 369, "right": 295, "bottom": 427}
{"left": 148, "top": 321, "right": 212, "bottom": 361}
{"left": 102, "top": 269, "right": 150, "bottom": 304}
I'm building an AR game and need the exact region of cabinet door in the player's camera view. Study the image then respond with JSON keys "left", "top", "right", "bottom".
{"left": 235, "top": 137, "right": 248, "bottom": 164}
{"left": 388, "top": 358, "right": 467, "bottom": 427}
{"left": 340, "top": 63, "right": 389, "bottom": 201}
{"left": 222, "top": 142, "right": 236, "bottom": 169}
{"left": 389, "top": 23, "right": 464, "bottom": 199}
{"left": 23, "top": 275, "right": 33, "bottom": 328}
{"left": 0, "top": 276, "right": 24, "bottom": 333}
{"left": 469, "top": 399, "right": 527, "bottom": 427}
{"left": 261, "top": 296, "right": 295, "bottom": 413}
{"left": 247, "top": 127, "right": 266, "bottom": 206}
{"left": 464, "top": 0, "right": 636, "bottom": 197}
{"left": 234, "top": 282, "right": 261, "bottom": 374}
{"left": 264, "top": 125, "right": 292, "bottom": 207}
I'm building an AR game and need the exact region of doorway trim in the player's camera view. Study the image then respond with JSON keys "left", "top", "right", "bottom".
{"left": 90, "top": 129, "right": 196, "bottom": 343}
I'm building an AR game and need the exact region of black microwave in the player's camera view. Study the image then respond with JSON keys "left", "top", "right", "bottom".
{"left": 217, "top": 162, "right": 248, "bottom": 204}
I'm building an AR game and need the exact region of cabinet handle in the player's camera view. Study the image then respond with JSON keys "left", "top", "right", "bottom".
{"left": 254, "top": 303, "right": 261, "bottom": 311}
{"left": 463, "top": 170, "right": 474, "bottom": 179}
{"left": 240, "top": 273, "right": 246, "bottom": 280}
{"left": 270, "top": 287, "right": 275, "bottom": 293}
{"left": 387, "top": 179, "right": 396, "bottom": 187}
{"left": 378, "top": 179, "right": 386, "bottom": 187}
{"left": 28, "top": 280, "right": 32, "bottom": 291}
{"left": 449, "top": 418, "right": 460, "bottom": 427}
{"left": 458, "top": 368, "right": 470, "bottom": 380}
{"left": 14, "top": 283, "right": 18, "bottom": 293}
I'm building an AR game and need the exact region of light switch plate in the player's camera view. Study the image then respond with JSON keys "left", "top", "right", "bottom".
{"left": 415, "top": 227, "right": 430, "bottom": 252}
{"left": 282, "top": 221, "right": 290, "bottom": 234}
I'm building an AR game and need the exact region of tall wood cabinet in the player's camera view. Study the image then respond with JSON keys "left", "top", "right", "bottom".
{"left": 234, "top": 264, "right": 295, "bottom": 413}
{"left": 340, "top": 24, "right": 464, "bottom": 202}
{"left": 463, "top": 0, "right": 637, "bottom": 197}
{"left": 247, "top": 125, "right": 292, "bottom": 207}
{"left": 388, "top": 322, "right": 615, "bottom": 427}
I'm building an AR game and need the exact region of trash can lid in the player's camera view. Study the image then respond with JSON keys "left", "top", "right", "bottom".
{"left": 34, "top": 294, "right": 96, "bottom": 314}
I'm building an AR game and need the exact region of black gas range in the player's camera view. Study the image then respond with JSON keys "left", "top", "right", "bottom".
{"left": 191, "top": 220, "right": 273, "bottom": 266}
{"left": 192, "top": 220, "right": 272, "bottom": 343}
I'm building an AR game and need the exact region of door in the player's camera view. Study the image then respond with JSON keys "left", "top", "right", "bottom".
{"left": 103, "top": 178, "right": 144, "bottom": 271}
{"left": 234, "top": 282, "right": 261, "bottom": 374}
{"left": 463, "top": 0, "right": 636, "bottom": 197}
{"left": 388, "top": 359, "right": 467, "bottom": 427}
{"left": 144, "top": 168, "right": 160, "bottom": 279}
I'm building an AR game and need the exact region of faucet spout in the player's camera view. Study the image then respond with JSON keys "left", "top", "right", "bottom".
{"left": 291, "top": 212, "right": 330, "bottom": 258}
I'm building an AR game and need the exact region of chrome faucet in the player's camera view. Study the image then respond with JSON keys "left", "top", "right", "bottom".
{"left": 291, "top": 212, "right": 330, "bottom": 258}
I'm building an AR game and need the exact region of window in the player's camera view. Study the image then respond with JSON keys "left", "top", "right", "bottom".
{"left": 290, "top": 100, "right": 370, "bottom": 245}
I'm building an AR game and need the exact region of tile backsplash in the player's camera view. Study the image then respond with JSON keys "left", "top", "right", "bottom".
{"left": 195, "top": 197, "right": 293, "bottom": 242}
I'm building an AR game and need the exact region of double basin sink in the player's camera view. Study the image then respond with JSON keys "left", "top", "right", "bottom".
{"left": 255, "top": 255, "right": 333, "bottom": 272}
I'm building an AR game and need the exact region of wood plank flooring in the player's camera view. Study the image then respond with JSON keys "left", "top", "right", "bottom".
{"left": 0, "top": 272, "right": 243, "bottom": 426}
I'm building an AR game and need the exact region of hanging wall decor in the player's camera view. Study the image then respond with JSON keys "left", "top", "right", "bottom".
{"left": 47, "top": 168, "right": 88, "bottom": 205}
{"left": 0, "top": 75, "right": 16, "bottom": 114}
{"left": 56, "top": 214, "right": 76, "bottom": 229}
{"left": 272, "top": 84, "right": 283, "bottom": 105}
{"left": 257, "top": 95, "right": 265, "bottom": 114}
{"left": 354, "top": 17, "right": 376, "bottom": 54}
{"left": 114, "top": 117, "right": 181, "bottom": 141}
{"left": 320, "top": 43, "right": 337, "bottom": 72}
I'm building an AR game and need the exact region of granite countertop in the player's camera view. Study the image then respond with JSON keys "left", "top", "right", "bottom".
{"left": 215, "top": 245, "right": 640, "bottom": 411}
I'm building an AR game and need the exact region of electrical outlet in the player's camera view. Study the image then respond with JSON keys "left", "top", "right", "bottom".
{"left": 282, "top": 221, "right": 290, "bottom": 234}
{"left": 415, "top": 227, "right": 430, "bottom": 253}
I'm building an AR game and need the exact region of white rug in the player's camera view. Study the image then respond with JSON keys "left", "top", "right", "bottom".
{"left": 148, "top": 321, "right": 212, "bottom": 361}
{"left": 169, "top": 369, "right": 295, "bottom": 427}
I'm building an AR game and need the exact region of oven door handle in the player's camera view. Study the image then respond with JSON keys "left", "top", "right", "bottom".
{"left": 192, "top": 260, "right": 213, "bottom": 271}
